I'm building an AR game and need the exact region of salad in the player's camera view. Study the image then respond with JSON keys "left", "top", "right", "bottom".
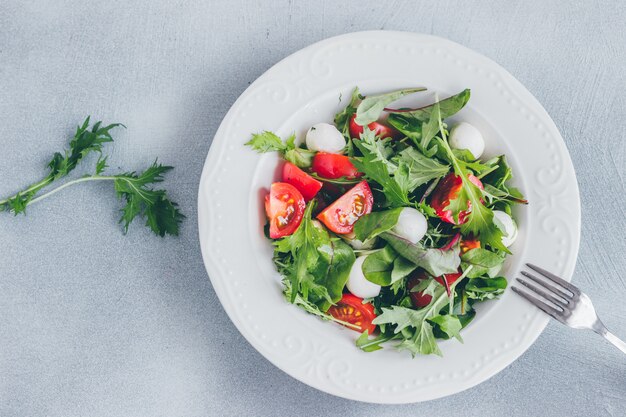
{"left": 246, "top": 87, "right": 527, "bottom": 356}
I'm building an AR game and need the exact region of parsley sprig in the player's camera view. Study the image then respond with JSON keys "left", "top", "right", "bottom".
{"left": 0, "top": 117, "right": 184, "bottom": 237}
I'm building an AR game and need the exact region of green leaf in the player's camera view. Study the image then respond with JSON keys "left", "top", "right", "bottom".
{"left": 465, "top": 276, "right": 508, "bottom": 301}
{"left": 372, "top": 284, "right": 450, "bottom": 356}
{"left": 355, "top": 87, "right": 426, "bottom": 126}
{"left": 114, "top": 161, "right": 184, "bottom": 237}
{"left": 334, "top": 87, "right": 361, "bottom": 140}
{"left": 387, "top": 89, "right": 471, "bottom": 122}
{"left": 351, "top": 130, "right": 410, "bottom": 207}
{"left": 353, "top": 208, "right": 403, "bottom": 241}
{"left": 380, "top": 232, "right": 460, "bottom": 277}
{"left": 429, "top": 314, "right": 463, "bottom": 342}
{"left": 274, "top": 202, "right": 356, "bottom": 310}
{"left": 396, "top": 147, "right": 450, "bottom": 190}
{"left": 245, "top": 131, "right": 287, "bottom": 153}
{"left": 356, "top": 331, "right": 397, "bottom": 352}
{"left": 461, "top": 247, "right": 505, "bottom": 278}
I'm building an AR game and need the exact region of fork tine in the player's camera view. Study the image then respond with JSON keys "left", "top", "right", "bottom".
{"left": 520, "top": 271, "right": 572, "bottom": 300}
{"left": 516, "top": 277, "right": 568, "bottom": 308}
{"left": 526, "top": 263, "right": 580, "bottom": 295}
{"left": 512, "top": 286, "right": 565, "bottom": 322}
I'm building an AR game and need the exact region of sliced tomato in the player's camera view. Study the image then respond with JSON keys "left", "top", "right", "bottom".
{"left": 349, "top": 114, "right": 399, "bottom": 140}
{"left": 408, "top": 270, "right": 464, "bottom": 308}
{"left": 316, "top": 181, "right": 373, "bottom": 234}
{"left": 460, "top": 236, "right": 481, "bottom": 253}
{"left": 328, "top": 293, "right": 376, "bottom": 334}
{"left": 282, "top": 162, "right": 323, "bottom": 201}
{"left": 265, "top": 182, "right": 306, "bottom": 239}
{"left": 430, "top": 173, "right": 484, "bottom": 224}
{"left": 312, "top": 152, "right": 362, "bottom": 179}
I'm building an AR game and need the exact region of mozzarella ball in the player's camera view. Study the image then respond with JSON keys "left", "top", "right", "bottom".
{"left": 391, "top": 207, "right": 428, "bottom": 244}
{"left": 343, "top": 231, "right": 377, "bottom": 250}
{"left": 347, "top": 257, "right": 381, "bottom": 299}
{"left": 305, "top": 123, "right": 346, "bottom": 154}
{"left": 493, "top": 210, "right": 518, "bottom": 247}
{"left": 449, "top": 122, "right": 485, "bottom": 160}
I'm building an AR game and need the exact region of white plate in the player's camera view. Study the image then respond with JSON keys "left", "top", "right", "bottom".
{"left": 198, "top": 31, "right": 580, "bottom": 403}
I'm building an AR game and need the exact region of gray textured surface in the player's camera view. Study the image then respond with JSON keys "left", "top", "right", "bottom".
{"left": 0, "top": 1, "right": 625, "bottom": 416}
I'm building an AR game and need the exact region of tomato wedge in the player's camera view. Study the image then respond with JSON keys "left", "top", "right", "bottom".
{"left": 328, "top": 293, "right": 377, "bottom": 334}
{"left": 265, "top": 182, "right": 306, "bottom": 239}
{"left": 430, "top": 173, "right": 484, "bottom": 224}
{"left": 349, "top": 114, "right": 399, "bottom": 140}
{"left": 282, "top": 162, "right": 322, "bottom": 201}
{"left": 316, "top": 180, "right": 373, "bottom": 234}
{"left": 312, "top": 152, "right": 361, "bottom": 179}
{"left": 408, "top": 270, "right": 463, "bottom": 308}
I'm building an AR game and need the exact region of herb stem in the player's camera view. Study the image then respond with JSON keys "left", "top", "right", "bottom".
{"left": 0, "top": 176, "right": 54, "bottom": 206}
{"left": 27, "top": 175, "right": 116, "bottom": 206}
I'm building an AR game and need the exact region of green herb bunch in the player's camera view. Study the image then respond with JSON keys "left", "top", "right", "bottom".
{"left": 0, "top": 117, "right": 184, "bottom": 236}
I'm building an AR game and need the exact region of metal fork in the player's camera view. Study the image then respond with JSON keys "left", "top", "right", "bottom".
{"left": 512, "top": 263, "right": 626, "bottom": 355}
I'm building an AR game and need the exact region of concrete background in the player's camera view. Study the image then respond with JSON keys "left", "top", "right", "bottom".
{"left": 0, "top": 1, "right": 624, "bottom": 416}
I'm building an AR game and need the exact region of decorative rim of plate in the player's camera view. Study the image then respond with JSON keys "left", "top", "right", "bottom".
{"left": 198, "top": 31, "right": 581, "bottom": 403}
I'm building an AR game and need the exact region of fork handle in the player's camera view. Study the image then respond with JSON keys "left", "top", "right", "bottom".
{"left": 601, "top": 330, "right": 626, "bottom": 355}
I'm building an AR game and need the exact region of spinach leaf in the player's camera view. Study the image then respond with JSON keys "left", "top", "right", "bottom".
{"left": 355, "top": 87, "right": 426, "bottom": 126}
{"left": 465, "top": 276, "right": 508, "bottom": 301}
{"left": 461, "top": 247, "right": 505, "bottom": 278}
{"left": 386, "top": 89, "right": 471, "bottom": 122}
{"left": 428, "top": 314, "right": 463, "bottom": 342}
{"left": 380, "top": 231, "right": 460, "bottom": 277}
{"left": 334, "top": 87, "right": 362, "bottom": 141}
{"left": 353, "top": 208, "right": 403, "bottom": 241}
{"left": 362, "top": 245, "right": 417, "bottom": 286}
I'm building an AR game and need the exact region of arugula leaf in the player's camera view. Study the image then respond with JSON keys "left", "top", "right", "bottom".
{"left": 245, "top": 131, "right": 314, "bottom": 168}
{"left": 355, "top": 87, "right": 426, "bottom": 126}
{"left": 373, "top": 284, "right": 450, "bottom": 356}
{"left": 353, "top": 208, "right": 403, "bottom": 241}
{"left": 465, "top": 276, "right": 508, "bottom": 301}
{"left": 356, "top": 330, "right": 398, "bottom": 352}
{"left": 380, "top": 231, "right": 460, "bottom": 277}
{"left": 351, "top": 130, "right": 410, "bottom": 207}
{"left": 396, "top": 147, "right": 450, "bottom": 190}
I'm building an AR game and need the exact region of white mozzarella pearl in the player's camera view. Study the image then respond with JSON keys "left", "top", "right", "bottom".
{"left": 391, "top": 207, "right": 428, "bottom": 244}
{"left": 346, "top": 256, "right": 381, "bottom": 299}
{"left": 449, "top": 122, "right": 485, "bottom": 160}
{"left": 493, "top": 210, "right": 518, "bottom": 247}
{"left": 305, "top": 123, "right": 346, "bottom": 154}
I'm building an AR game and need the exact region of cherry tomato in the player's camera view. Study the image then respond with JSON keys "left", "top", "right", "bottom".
{"left": 312, "top": 152, "right": 361, "bottom": 179}
{"left": 282, "top": 162, "right": 323, "bottom": 201}
{"left": 328, "top": 293, "right": 377, "bottom": 334}
{"left": 265, "top": 182, "right": 306, "bottom": 239}
{"left": 460, "top": 236, "right": 481, "bottom": 253}
{"left": 430, "top": 173, "right": 484, "bottom": 224}
{"left": 316, "top": 181, "right": 373, "bottom": 234}
{"left": 408, "top": 270, "right": 464, "bottom": 308}
{"left": 349, "top": 114, "right": 399, "bottom": 140}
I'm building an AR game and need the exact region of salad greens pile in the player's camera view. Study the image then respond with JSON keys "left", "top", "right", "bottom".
{"left": 246, "top": 87, "right": 527, "bottom": 357}
{"left": 0, "top": 117, "right": 183, "bottom": 236}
